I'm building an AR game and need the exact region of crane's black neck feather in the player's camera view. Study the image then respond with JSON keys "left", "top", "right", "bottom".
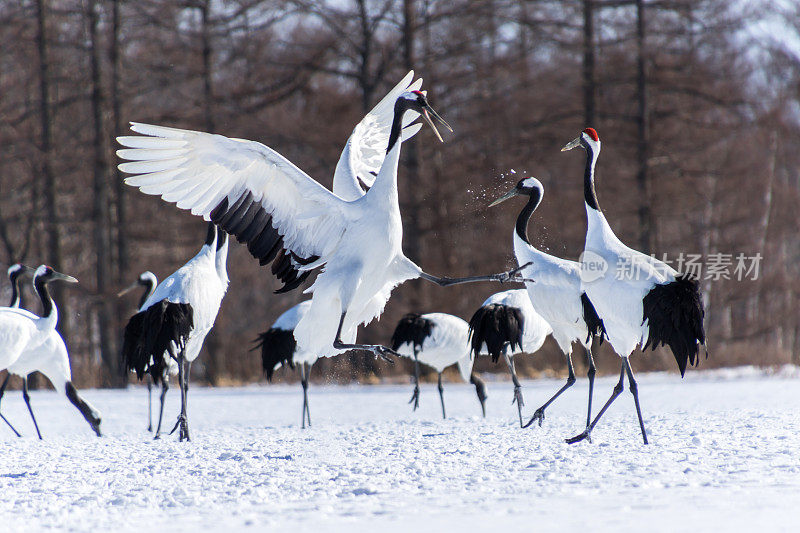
{"left": 387, "top": 99, "right": 413, "bottom": 153}
{"left": 205, "top": 222, "right": 216, "bottom": 246}
{"left": 583, "top": 142, "right": 600, "bottom": 211}
{"left": 515, "top": 188, "right": 542, "bottom": 245}
{"left": 138, "top": 279, "right": 155, "bottom": 309}
{"left": 9, "top": 269, "right": 22, "bottom": 307}
{"left": 34, "top": 276, "right": 55, "bottom": 317}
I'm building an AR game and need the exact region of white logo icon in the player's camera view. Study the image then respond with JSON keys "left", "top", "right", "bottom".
{"left": 580, "top": 250, "right": 608, "bottom": 283}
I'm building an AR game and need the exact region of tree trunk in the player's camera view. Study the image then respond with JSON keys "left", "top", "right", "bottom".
{"left": 110, "top": 0, "right": 128, "bottom": 284}
{"left": 583, "top": 0, "right": 596, "bottom": 126}
{"left": 635, "top": 0, "right": 652, "bottom": 253}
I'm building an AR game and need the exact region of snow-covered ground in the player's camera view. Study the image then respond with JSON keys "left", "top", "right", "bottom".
{"left": 1, "top": 366, "right": 798, "bottom": 532}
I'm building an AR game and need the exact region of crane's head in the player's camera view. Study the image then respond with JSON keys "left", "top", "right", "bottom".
{"left": 117, "top": 271, "right": 157, "bottom": 297}
{"left": 400, "top": 90, "right": 452, "bottom": 142}
{"left": 562, "top": 127, "right": 600, "bottom": 153}
{"left": 7, "top": 263, "right": 33, "bottom": 281}
{"left": 490, "top": 177, "right": 544, "bottom": 207}
{"left": 34, "top": 265, "right": 78, "bottom": 285}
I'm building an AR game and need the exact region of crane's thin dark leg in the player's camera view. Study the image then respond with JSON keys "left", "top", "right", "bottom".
{"left": 503, "top": 350, "right": 524, "bottom": 427}
{"left": 585, "top": 345, "right": 597, "bottom": 430}
{"left": 22, "top": 378, "right": 42, "bottom": 440}
{"left": 524, "top": 352, "right": 576, "bottom": 428}
{"left": 437, "top": 372, "right": 446, "bottom": 419}
{"left": 170, "top": 354, "right": 190, "bottom": 441}
{"left": 332, "top": 312, "right": 396, "bottom": 362}
{"left": 418, "top": 262, "right": 533, "bottom": 287}
{"left": 470, "top": 373, "right": 487, "bottom": 417}
{"left": 147, "top": 377, "right": 153, "bottom": 432}
{"left": 409, "top": 347, "right": 420, "bottom": 411}
{"left": 153, "top": 375, "right": 169, "bottom": 439}
{"left": 0, "top": 374, "right": 21, "bottom": 437}
{"left": 566, "top": 362, "right": 626, "bottom": 444}
{"left": 300, "top": 363, "right": 311, "bottom": 429}
{"left": 624, "top": 358, "right": 648, "bottom": 445}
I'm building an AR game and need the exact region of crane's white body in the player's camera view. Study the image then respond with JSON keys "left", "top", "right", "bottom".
{"left": 514, "top": 233, "right": 589, "bottom": 355}
{"left": 119, "top": 72, "right": 433, "bottom": 360}
{"left": 393, "top": 312, "right": 473, "bottom": 382}
{"left": 4, "top": 307, "right": 72, "bottom": 393}
{"left": 479, "top": 289, "right": 552, "bottom": 355}
{"left": 142, "top": 233, "right": 227, "bottom": 364}
{"left": 0, "top": 307, "right": 58, "bottom": 373}
{"left": 583, "top": 207, "right": 676, "bottom": 357}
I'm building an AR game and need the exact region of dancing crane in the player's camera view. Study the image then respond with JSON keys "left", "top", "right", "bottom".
{"left": 391, "top": 312, "right": 488, "bottom": 419}
{"left": 468, "top": 289, "right": 551, "bottom": 426}
{"left": 562, "top": 127, "right": 706, "bottom": 444}
{"left": 488, "top": 177, "right": 607, "bottom": 431}
{"left": 121, "top": 223, "right": 229, "bottom": 441}
{"left": 0, "top": 265, "right": 101, "bottom": 438}
{"left": 117, "top": 76, "right": 528, "bottom": 368}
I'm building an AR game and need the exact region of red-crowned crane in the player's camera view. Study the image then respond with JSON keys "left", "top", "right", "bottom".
{"left": 468, "top": 289, "right": 552, "bottom": 426}
{"left": 253, "top": 300, "right": 316, "bottom": 428}
{"left": 489, "top": 177, "right": 607, "bottom": 431}
{"left": 121, "top": 223, "right": 229, "bottom": 441}
{"left": 562, "top": 127, "right": 706, "bottom": 444}
{"left": 390, "top": 312, "right": 488, "bottom": 419}
{"left": 117, "top": 74, "right": 528, "bottom": 370}
{"left": 0, "top": 265, "right": 101, "bottom": 438}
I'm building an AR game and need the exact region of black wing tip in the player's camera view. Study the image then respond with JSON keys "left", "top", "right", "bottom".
{"left": 390, "top": 313, "right": 434, "bottom": 351}
{"left": 580, "top": 292, "right": 607, "bottom": 345}
{"left": 256, "top": 327, "right": 297, "bottom": 381}
{"left": 467, "top": 304, "right": 524, "bottom": 363}
{"left": 642, "top": 275, "right": 706, "bottom": 376}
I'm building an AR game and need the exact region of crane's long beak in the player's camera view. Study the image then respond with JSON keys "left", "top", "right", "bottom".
{"left": 116, "top": 282, "right": 139, "bottom": 297}
{"left": 489, "top": 188, "right": 520, "bottom": 207}
{"left": 422, "top": 104, "right": 452, "bottom": 143}
{"left": 561, "top": 137, "right": 581, "bottom": 152}
{"left": 53, "top": 271, "right": 79, "bottom": 284}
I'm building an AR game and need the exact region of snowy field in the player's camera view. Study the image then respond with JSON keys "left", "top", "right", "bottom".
{"left": 1, "top": 366, "right": 798, "bottom": 533}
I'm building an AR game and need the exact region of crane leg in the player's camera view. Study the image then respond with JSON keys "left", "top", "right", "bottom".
{"left": 300, "top": 363, "right": 311, "bottom": 429}
{"left": 503, "top": 351, "right": 524, "bottom": 427}
{"left": 437, "top": 373, "right": 446, "bottom": 419}
{"left": 170, "top": 354, "right": 190, "bottom": 442}
{"left": 22, "top": 378, "right": 42, "bottom": 440}
{"left": 418, "top": 261, "right": 534, "bottom": 287}
{"left": 0, "top": 374, "right": 21, "bottom": 437}
{"left": 153, "top": 375, "right": 169, "bottom": 439}
{"left": 409, "top": 349, "right": 420, "bottom": 411}
{"left": 585, "top": 346, "right": 597, "bottom": 430}
{"left": 566, "top": 361, "right": 626, "bottom": 444}
{"left": 470, "top": 373, "right": 488, "bottom": 417}
{"left": 147, "top": 377, "right": 153, "bottom": 432}
{"left": 333, "top": 312, "right": 397, "bottom": 362}
{"left": 524, "top": 352, "right": 576, "bottom": 428}
{"left": 624, "top": 358, "right": 649, "bottom": 445}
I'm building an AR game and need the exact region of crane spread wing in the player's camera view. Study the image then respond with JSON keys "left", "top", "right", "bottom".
{"left": 118, "top": 123, "right": 350, "bottom": 293}
{"left": 332, "top": 71, "right": 424, "bottom": 200}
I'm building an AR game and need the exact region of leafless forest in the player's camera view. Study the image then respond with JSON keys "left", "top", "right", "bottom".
{"left": 1, "top": 0, "right": 798, "bottom": 389}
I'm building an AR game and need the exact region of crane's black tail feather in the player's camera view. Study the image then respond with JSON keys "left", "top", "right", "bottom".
{"left": 467, "top": 304, "right": 524, "bottom": 363}
{"left": 121, "top": 300, "right": 193, "bottom": 384}
{"left": 581, "top": 292, "right": 607, "bottom": 345}
{"left": 253, "top": 328, "right": 297, "bottom": 382}
{"left": 390, "top": 313, "right": 434, "bottom": 352}
{"left": 642, "top": 274, "right": 706, "bottom": 377}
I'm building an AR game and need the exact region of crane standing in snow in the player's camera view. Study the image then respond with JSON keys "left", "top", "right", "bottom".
{"left": 468, "top": 289, "right": 552, "bottom": 426}
{"left": 117, "top": 74, "right": 530, "bottom": 370}
{"left": 121, "top": 224, "right": 229, "bottom": 441}
{"left": 488, "top": 177, "right": 607, "bottom": 431}
{"left": 0, "top": 265, "right": 102, "bottom": 438}
{"left": 562, "top": 128, "right": 705, "bottom": 444}
{"left": 391, "top": 312, "right": 488, "bottom": 419}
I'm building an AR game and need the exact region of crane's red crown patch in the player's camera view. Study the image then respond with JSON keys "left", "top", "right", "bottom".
{"left": 582, "top": 128, "right": 599, "bottom": 142}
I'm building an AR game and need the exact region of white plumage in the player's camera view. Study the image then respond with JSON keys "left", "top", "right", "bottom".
{"left": 118, "top": 71, "right": 524, "bottom": 366}
{"left": 391, "top": 312, "right": 487, "bottom": 418}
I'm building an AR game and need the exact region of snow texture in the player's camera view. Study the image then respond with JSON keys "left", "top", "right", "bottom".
{"left": 1, "top": 366, "right": 798, "bottom": 532}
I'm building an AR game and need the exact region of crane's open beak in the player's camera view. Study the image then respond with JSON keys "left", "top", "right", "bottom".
{"left": 489, "top": 188, "right": 520, "bottom": 207}
{"left": 116, "top": 282, "right": 139, "bottom": 297}
{"left": 421, "top": 104, "right": 452, "bottom": 143}
{"left": 561, "top": 137, "right": 581, "bottom": 152}
{"left": 52, "top": 271, "right": 79, "bottom": 284}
